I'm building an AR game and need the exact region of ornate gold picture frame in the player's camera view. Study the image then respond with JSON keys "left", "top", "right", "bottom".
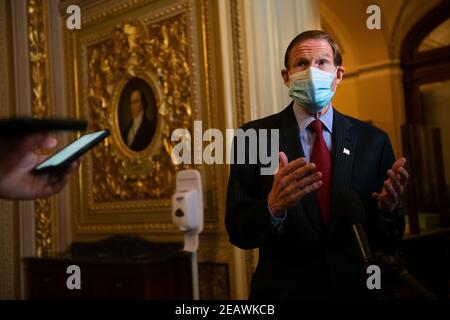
{"left": 67, "top": 0, "right": 221, "bottom": 234}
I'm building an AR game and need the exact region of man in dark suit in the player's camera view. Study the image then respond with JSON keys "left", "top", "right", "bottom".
{"left": 123, "top": 89, "right": 156, "bottom": 151}
{"left": 226, "top": 30, "right": 409, "bottom": 299}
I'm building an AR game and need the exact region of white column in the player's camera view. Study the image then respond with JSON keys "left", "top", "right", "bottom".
{"left": 243, "top": 0, "right": 321, "bottom": 119}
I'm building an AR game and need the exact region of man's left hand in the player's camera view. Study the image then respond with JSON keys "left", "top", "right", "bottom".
{"left": 372, "top": 157, "right": 409, "bottom": 213}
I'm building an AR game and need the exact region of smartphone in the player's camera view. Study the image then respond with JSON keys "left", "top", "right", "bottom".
{"left": 0, "top": 117, "right": 87, "bottom": 135}
{"left": 33, "top": 129, "right": 110, "bottom": 173}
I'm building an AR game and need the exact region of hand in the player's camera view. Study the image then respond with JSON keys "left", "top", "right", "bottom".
{"left": 268, "top": 152, "right": 322, "bottom": 217}
{"left": 372, "top": 157, "right": 409, "bottom": 213}
{"left": 0, "top": 134, "right": 50, "bottom": 176}
{"left": 0, "top": 134, "right": 81, "bottom": 200}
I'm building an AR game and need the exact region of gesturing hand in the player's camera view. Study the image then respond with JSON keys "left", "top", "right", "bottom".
{"left": 372, "top": 157, "right": 409, "bottom": 213}
{"left": 268, "top": 151, "right": 322, "bottom": 217}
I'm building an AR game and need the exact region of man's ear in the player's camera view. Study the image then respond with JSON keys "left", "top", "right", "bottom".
{"left": 281, "top": 69, "right": 290, "bottom": 88}
{"left": 331, "top": 66, "right": 345, "bottom": 91}
{"left": 335, "top": 66, "right": 345, "bottom": 84}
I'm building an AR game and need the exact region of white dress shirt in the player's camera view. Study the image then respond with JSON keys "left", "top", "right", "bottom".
{"left": 127, "top": 111, "right": 144, "bottom": 146}
{"left": 270, "top": 102, "right": 334, "bottom": 224}
{"left": 293, "top": 101, "right": 334, "bottom": 162}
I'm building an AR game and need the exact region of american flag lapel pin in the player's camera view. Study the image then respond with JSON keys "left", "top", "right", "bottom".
{"left": 343, "top": 148, "right": 350, "bottom": 155}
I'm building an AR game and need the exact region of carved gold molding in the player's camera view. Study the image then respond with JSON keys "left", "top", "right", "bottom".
{"left": 28, "top": 0, "right": 51, "bottom": 119}
{"left": 230, "top": 0, "right": 249, "bottom": 127}
{"left": 27, "top": 0, "right": 55, "bottom": 257}
{"left": 229, "top": 0, "right": 256, "bottom": 289}
{"left": 59, "top": 0, "right": 159, "bottom": 26}
{"left": 33, "top": 198, "right": 54, "bottom": 257}
{"left": 200, "top": 0, "right": 221, "bottom": 223}
{"left": 85, "top": 16, "right": 190, "bottom": 203}
{"left": 69, "top": 0, "right": 222, "bottom": 233}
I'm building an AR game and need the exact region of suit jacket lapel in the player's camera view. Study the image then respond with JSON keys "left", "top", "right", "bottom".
{"left": 279, "top": 104, "right": 324, "bottom": 238}
{"left": 327, "top": 109, "right": 356, "bottom": 237}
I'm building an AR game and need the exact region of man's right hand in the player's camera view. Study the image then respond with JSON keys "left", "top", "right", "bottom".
{"left": 268, "top": 151, "right": 322, "bottom": 217}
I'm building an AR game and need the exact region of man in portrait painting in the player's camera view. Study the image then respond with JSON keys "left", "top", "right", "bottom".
{"left": 122, "top": 88, "right": 156, "bottom": 151}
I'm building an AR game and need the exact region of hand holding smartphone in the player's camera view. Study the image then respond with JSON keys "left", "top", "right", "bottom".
{"left": 33, "top": 129, "right": 110, "bottom": 173}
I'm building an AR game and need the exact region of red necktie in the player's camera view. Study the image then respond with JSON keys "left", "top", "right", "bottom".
{"left": 309, "top": 119, "right": 332, "bottom": 225}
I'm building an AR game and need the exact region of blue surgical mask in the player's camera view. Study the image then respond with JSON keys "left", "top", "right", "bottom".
{"left": 288, "top": 67, "right": 336, "bottom": 113}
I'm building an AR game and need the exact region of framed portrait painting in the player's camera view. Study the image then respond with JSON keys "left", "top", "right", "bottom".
{"left": 67, "top": 0, "right": 222, "bottom": 235}
{"left": 117, "top": 77, "right": 157, "bottom": 152}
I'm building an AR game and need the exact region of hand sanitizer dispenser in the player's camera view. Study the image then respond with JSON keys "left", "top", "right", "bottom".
{"left": 172, "top": 169, "right": 203, "bottom": 299}
{"left": 172, "top": 190, "right": 203, "bottom": 233}
{"left": 172, "top": 169, "right": 203, "bottom": 236}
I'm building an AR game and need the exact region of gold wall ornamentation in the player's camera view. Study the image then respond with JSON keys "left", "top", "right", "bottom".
{"left": 230, "top": 0, "right": 256, "bottom": 289}
{"left": 69, "top": 0, "right": 221, "bottom": 234}
{"left": 63, "top": 0, "right": 158, "bottom": 27}
{"left": 27, "top": 0, "right": 55, "bottom": 257}
{"left": 28, "top": 0, "right": 51, "bottom": 119}
{"left": 87, "top": 17, "right": 189, "bottom": 202}
{"left": 230, "top": 0, "right": 249, "bottom": 127}
{"left": 33, "top": 198, "right": 54, "bottom": 257}
{"left": 199, "top": 0, "right": 221, "bottom": 225}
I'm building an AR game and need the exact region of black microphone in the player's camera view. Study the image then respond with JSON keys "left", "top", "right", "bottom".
{"left": 336, "top": 189, "right": 373, "bottom": 265}
{"left": 337, "top": 190, "right": 438, "bottom": 299}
